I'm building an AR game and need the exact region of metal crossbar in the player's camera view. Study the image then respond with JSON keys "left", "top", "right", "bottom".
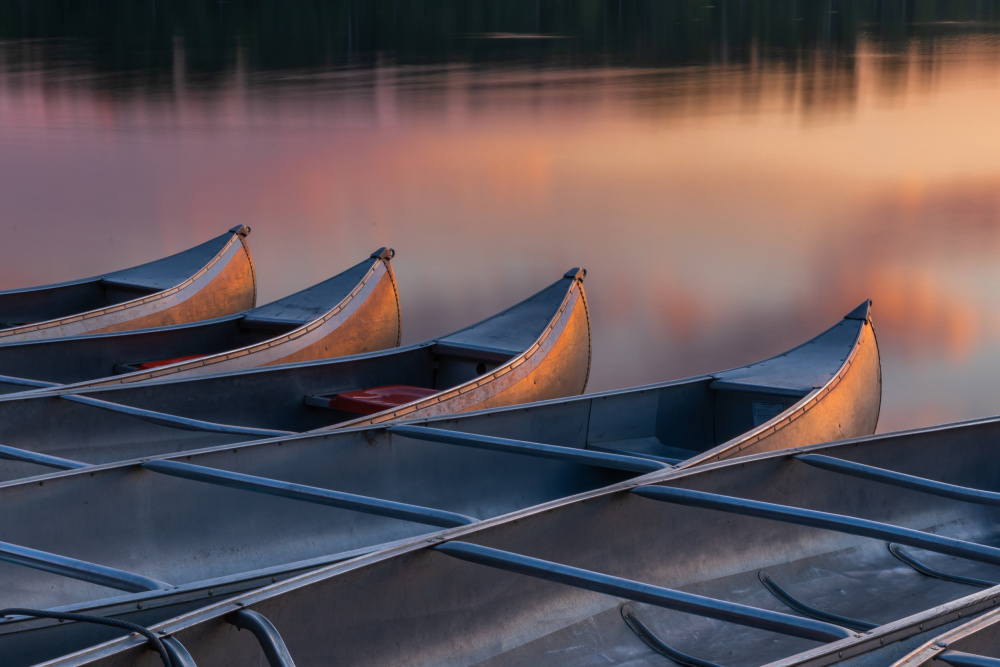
{"left": 0, "top": 541, "right": 169, "bottom": 592}
{"left": 143, "top": 460, "right": 477, "bottom": 528}
{"left": 632, "top": 486, "right": 1000, "bottom": 566}
{"left": 940, "top": 651, "right": 1000, "bottom": 667}
{"left": 389, "top": 425, "right": 667, "bottom": 474}
{"left": 433, "top": 541, "right": 853, "bottom": 642}
{"left": 796, "top": 454, "right": 1000, "bottom": 506}
{"left": 0, "top": 444, "right": 88, "bottom": 470}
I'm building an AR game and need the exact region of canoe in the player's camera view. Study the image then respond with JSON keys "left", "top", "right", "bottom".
{"left": 0, "top": 269, "right": 590, "bottom": 476}
{"left": 0, "top": 302, "right": 879, "bottom": 664}
{"left": 0, "top": 227, "right": 255, "bottom": 342}
{"left": 39, "top": 400, "right": 1000, "bottom": 667}
{"left": 892, "top": 607, "right": 1000, "bottom": 667}
{"left": 0, "top": 248, "right": 399, "bottom": 393}
{"left": 406, "top": 299, "right": 880, "bottom": 470}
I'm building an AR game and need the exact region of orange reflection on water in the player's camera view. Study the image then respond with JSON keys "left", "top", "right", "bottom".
{"left": 2, "top": 36, "right": 1000, "bottom": 432}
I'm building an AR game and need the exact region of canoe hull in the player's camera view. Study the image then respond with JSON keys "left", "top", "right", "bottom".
{"left": 0, "top": 230, "right": 256, "bottom": 342}
{"left": 338, "top": 274, "right": 590, "bottom": 428}
{"left": 79, "top": 256, "right": 401, "bottom": 387}
{"left": 687, "top": 308, "right": 881, "bottom": 467}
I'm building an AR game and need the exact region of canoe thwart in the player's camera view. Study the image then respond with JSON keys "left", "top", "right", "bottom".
{"left": 757, "top": 570, "right": 876, "bottom": 632}
{"left": 61, "top": 394, "right": 294, "bottom": 437}
{"left": 938, "top": 651, "right": 1000, "bottom": 667}
{"left": 0, "top": 374, "right": 57, "bottom": 389}
{"left": 306, "top": 386, "right": 439, "bottom": 415}
{"left": 620, "top": 605, "right": 723, "bottom": 667}
{"left": 796, "top": 454, "right": 1000, "bottom": 506}
{"left": 632, "top": 486, "right": 1000, "bottom": 566}
{"left": 0, "top": 444, "right": 87, "bottom": 471}
{"left": 142, "top": 460, "right": 477, "bottom": 529}
{"left": 887, "top": 543, "right": 998, "bottom": 588}
{"left": 389, "top": 425, "right": 668, "bottom": 474}
{"left": 0, "top": 541, "right": 169, "bottom": 593}
{"left": 226, "top": 610, "right": 297, "bottom": 667}
{"left": 433, "top": 541, "right": 853, "bottom": 642}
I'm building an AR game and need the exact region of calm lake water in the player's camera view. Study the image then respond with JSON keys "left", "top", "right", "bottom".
{"left": 2, "top": 1, "right": 999, "bottom": 433}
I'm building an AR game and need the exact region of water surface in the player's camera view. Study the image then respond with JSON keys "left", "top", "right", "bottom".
{"left": 2, "top": 1, "right": 1000, "bottom": 432}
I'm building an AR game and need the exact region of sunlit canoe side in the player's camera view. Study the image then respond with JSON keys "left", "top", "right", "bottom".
{"left": 0, "top": 270, "right": 588, "bottom": 475}
{"left": 399, "top": 300, "right": 879, "bottom": 470}
{"left": 46, "top": 412, "right": 1000, "bottom": 667}
{"left": 0, "top": 226, "right": 256, "bottom": 342}
{"left": 330, "top": 266, "right": 591, "bottom": 429}
{"left": 0, "top": 302, "right": 874, "bottom": 665}
{"left": 0, "top": 248, "right": 400, "bottom": 393}
{"left": 891, "top": 607, "right": 1000, "bottom": 667}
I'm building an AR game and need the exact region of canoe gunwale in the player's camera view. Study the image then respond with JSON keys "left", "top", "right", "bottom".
{"left": 888, "top": 605, "right": 1000, "bottom": 667}
{"left": 0, "top": 229, "right": 252, "bottom": 341}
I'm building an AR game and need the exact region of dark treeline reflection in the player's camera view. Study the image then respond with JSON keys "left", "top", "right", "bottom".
{"left": 1, "top": 0, "right": 999, "bottom": 91}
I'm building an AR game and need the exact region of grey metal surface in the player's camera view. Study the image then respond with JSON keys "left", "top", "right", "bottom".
{"left": 39, "top": 411, "right": 1000, "bottom": 667}
{"left": 891, "top": 607, "right": 1000, "bottom": 666}
{"left": 0, "top": 303, "right": 880, "bottom": 664}
{"left": 434, "top": 541, "right": 852, "bottom": 641}
{"left": 0, "top": 271, "right": 588, "bottom": 476}
{"left": 227, "top": 610, "right": 297, "bottom": 667}
{"left": 0, "top": 251, "right": 395, "bottom": 390}
{"left": 0, "top": 227, "right": 256, "bottom": 342}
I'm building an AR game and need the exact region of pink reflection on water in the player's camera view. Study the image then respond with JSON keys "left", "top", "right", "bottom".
{"left": 2, "top": 37, "right": 1000, "bottom": 432}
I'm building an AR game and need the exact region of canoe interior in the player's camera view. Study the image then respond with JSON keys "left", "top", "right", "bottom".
{"left": 0, "top": 232, "right": 235, "bottom": 328}
{"left": 0, "top": 255, "right": 380, "bottom": 387}
{"left": 0, "top": 304, "right": 874, "bottom": 664}
{"left": 61, "top": 416, "right": 1000, "bottom": 667}
{"left": 0, "top": 426, "right": 636, "bottom": 665}
{"left": 0, "top": 275, "right": 574, "bottom": 474}
{"left": 409, "top": 309, "right": 866, "bottom": 465}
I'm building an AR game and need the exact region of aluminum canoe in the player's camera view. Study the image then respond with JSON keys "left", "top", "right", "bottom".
{"left": 0, "top": 227, "right": 256, "bottom": 342}
{"left": 0, "top": 269, "right": 590, "bottom": 475}
{"left": 0, "top": 302, "right": 879, "bottom": 664}
{"left": 42, "top": 410, "right": 1000, "bottom": 667}
{"left": 0, "top": 248, "right": 399, "bottom": 392}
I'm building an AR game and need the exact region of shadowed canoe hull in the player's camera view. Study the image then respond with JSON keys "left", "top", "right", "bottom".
{"left": 0, "top": 227, "right": 256, "bottom": 342}
{"left": 0, "top": 249, "right": 400, "bottom": 391}
{"left": 46, "top": 407, "right": 1000, "bottom": 667}
{"left": 0, "top": 303, "right": 879, "bottom": 664}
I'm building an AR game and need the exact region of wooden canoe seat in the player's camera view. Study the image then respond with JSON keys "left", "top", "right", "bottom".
{"left": 135, "top": 355, "right": 209, "bottom": 371}
{"left": 304, "top": 385, "right": 439, "bottom": 415}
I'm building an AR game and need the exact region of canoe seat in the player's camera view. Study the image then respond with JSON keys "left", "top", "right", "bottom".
{"left": 136, "top": 354, "right": 208, "bottom": 370}
{"left": 304, "top": 385, "right": 439, "bottom": 415}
